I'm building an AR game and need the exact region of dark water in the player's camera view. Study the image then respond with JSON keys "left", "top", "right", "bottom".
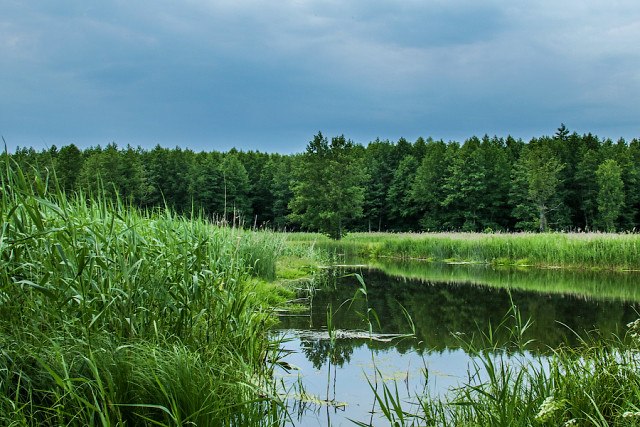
{"left": 275, "top": 261, "right": 640, "bottom": 426}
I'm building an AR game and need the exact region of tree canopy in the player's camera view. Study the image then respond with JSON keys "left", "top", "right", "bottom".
{"left": 288, "top": 132, "right": 367, "bottom": 239}
{"left": 9, "top": 125, "right": 640, "bottom": 237}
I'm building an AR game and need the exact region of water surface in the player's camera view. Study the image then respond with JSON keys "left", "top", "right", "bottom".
{"left": 276, "top": 261, "right": 640, "bottom": 426}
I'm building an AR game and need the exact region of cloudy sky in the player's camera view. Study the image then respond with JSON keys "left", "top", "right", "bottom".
{"left": 1, "top": 1, "right": 639, "bottom": 153}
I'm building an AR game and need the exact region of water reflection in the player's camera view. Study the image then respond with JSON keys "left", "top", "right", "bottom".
{"left": 277, "top": 261, "right": 640, "bottom": 426}
{"left": 370, "top": 258, "right": 640, "bottom": 303}
{"left": 279, "top": 265, "right": 640, "bottom": 356}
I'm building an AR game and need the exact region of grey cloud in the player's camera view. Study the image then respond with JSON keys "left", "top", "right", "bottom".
{"left": 1, "top": 0, "right": 640, "bottom": 152}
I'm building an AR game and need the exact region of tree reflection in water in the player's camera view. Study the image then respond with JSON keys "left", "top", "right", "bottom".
{"left": 300, "top": 338, "right": 355, "bottom": 370}
{"left": 279, "top": 263, "right": 640, "bottom": 355}
{"left": 277, "top": 263, "right": 640, "bottom": 426}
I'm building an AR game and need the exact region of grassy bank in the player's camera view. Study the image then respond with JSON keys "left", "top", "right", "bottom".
{"left": 288, "top": 232, "right": 640, "bottom": 270}
{"left": 0, "top": 161, "right": 312, "bottom": 425}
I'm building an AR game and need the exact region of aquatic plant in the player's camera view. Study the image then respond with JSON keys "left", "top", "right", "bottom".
{"left": 364, "top": 304, "right": 640, "bottom": 426}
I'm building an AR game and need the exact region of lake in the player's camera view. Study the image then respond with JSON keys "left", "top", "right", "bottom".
{"left": 275, "top": 260, "right": 640, "bottom": 426}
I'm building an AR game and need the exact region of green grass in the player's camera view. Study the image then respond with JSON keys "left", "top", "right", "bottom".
{"left": 363, "top": 305, "right": 640, "bottom": 427}
{"left": 0, "top": 158, "right": 293, "bottom": 425}
{"left": 287, "top": 231, "right": 640, "bottom": 270}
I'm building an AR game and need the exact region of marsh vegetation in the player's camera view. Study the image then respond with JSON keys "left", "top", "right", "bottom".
{"left": 290, "top": 231, "right": 640, "bottom": 270}
{"left": 0, "top": 159, "right": 307, "bottom": 425}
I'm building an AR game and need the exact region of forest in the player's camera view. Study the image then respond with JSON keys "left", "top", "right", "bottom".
{"left": 5, "top": 125, "right": 640, "bottom": 238}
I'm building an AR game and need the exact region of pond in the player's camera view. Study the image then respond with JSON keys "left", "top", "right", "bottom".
{"left": 274, "top": 260, "right": 640, "bottom": 426}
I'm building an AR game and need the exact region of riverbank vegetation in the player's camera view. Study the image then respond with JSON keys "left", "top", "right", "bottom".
{"left": 289, "top": 231, "right": 640, "bottom": 271}
{"left": 0, "top": 159, "right": 324, "bottom": 425}
{"left": 7, "top": 125, "right": 640, "bottom": 238}
{"left": 367, "top": 305, "right": 640, "bottom": 427}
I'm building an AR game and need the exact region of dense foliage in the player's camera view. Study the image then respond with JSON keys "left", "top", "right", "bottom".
{"left": 0, "top": 159, "right": 289, "bottom": 425}
{"left": 8, "top": 125, "right": 640, "bottom": 236}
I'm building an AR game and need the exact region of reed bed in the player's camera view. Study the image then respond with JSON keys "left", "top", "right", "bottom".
{"left": 289, "top": 232, "right": 640, "bottom": 270}
{"left": 0, "top": 159, "right": 288, "bottom": 425}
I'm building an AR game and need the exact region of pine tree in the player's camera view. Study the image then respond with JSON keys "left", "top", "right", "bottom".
{"left": 575, "top": 149, "right": 601, "bottom": 230}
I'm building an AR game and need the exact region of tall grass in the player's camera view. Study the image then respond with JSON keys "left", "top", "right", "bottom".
{"left": 0, "top": 158, "right": 288, "bottom": 425}
{"left": 290, "top": 232, "right": 640, "bottom": 270}
{"left": 366, "top": 304, "right": 640, "bottom": 427}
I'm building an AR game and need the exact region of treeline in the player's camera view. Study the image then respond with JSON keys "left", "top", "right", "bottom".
{"left": 5, "top": 125, "right": 640, "bottom": 236}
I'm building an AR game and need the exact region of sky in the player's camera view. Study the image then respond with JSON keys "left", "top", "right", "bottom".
{"left": 1, "top": 1, "right": 639, "bottom": 153}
